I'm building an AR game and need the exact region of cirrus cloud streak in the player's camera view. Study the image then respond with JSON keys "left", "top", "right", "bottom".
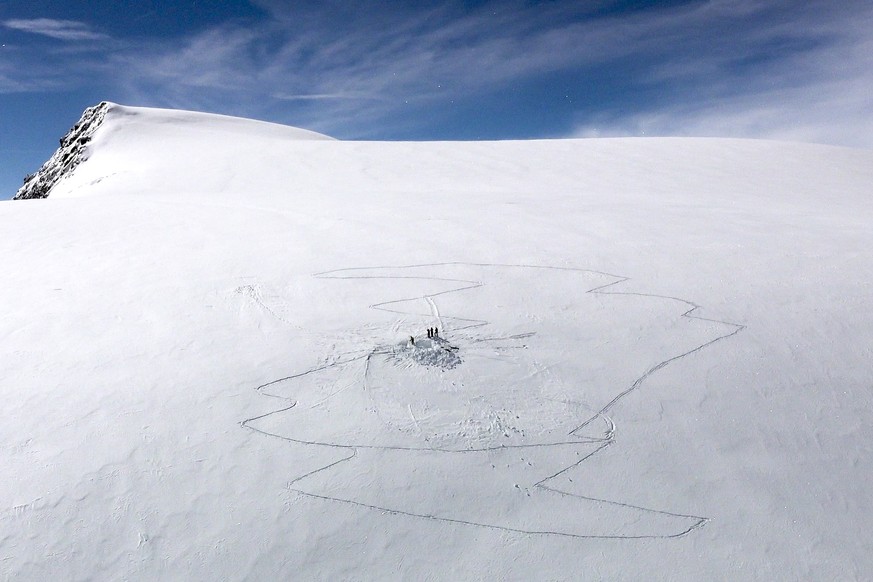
{"left": 2, "top": 1, "right": 872, "bottom": 147}
{"left": 3, "top": 18, "right": 107, "bottom": 41}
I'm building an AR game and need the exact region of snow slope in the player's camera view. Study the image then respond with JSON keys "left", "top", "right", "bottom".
{"left": 2, "top": 104, "right": 872, "bottom": 580}
{"left": 13, "top": 103, "right": 331, "bottom": 200}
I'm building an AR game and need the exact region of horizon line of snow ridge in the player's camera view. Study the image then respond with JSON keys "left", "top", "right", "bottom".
{"left": 12, "top": 102, "right": 334, "bottom": 200}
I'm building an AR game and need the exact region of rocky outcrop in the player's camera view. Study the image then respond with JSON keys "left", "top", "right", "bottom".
{"left": 13, "top": 102, "right": 111, "bottom": 200}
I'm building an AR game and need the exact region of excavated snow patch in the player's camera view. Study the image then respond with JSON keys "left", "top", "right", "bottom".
{"left": 390, "top": 337, "right": 462, "bottom": 370}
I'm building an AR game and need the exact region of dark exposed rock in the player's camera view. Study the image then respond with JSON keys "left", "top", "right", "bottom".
{"left": 13, "top": 102, "right": 111, "bottom": 200}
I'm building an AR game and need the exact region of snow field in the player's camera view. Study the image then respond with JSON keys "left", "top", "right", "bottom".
{"left": 2, "top": 104, "right": 873, "bottom": 579}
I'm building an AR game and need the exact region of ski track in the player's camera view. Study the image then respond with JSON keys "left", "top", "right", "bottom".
{"left": 239, "top": 262, "right": 745, "bottom": 540}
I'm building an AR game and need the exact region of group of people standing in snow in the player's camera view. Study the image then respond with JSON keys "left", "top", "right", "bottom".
{"left": 408, "top": 327, "right": 440, "bottom": 347}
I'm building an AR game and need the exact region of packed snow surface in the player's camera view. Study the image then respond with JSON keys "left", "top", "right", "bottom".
{"left": 2, "top": 103, "right": 872, "bottom": 580}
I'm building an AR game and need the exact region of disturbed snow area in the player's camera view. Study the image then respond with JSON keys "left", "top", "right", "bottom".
{"left": 2, "top": 103, "right": 872, "bottom": 580}
{"left": 394, "top": 336, "right": 462, "bottom": 370}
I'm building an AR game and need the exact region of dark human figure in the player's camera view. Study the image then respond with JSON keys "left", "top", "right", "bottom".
{"left": 427, "top": 327, "right": 432, "bottom": 338}
{"left": 409, "top": 335, "right": 415, "bottom": 346}
{"left": 434, "top": 327, "right": 439, "bottom": 337}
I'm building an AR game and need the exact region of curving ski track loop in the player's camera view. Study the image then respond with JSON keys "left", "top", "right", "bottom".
{"left": 240, "top": 262, "right": 745, "bottom": 540}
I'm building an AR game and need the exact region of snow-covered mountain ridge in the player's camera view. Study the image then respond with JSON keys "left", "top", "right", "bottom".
{"left": 13, "top": 102, "right": 332, "bottom": 200}
{"left": 14, "top": 102, "right": 870, "bottom": 210}
{"left": 13, "top": 102, "right": 111, "bottom": 200}
{"left": 2, "top": 104, "right": 872, "bottom": 580}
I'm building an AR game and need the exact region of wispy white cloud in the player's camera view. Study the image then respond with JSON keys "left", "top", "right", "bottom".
{"left": 104, "top": 3, "right": 630, "bottom": 135}
{"left": 3, "top": 18, "right": 107, "bottom": 41}
{"left": 570, "top": 1, "right": 873, "bottom": 148}
{"left": 3, "top": 1, "right": 873, "bottom": 147}
{"left": 273, "top": 92, "right": 383, "bottom": 101}
{"left": 0, "top": 42, "right": 91, "bottom": 93}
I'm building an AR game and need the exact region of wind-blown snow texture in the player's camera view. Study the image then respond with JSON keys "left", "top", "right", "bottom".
{"left": 2, "top": 103, "right": 872, "bottom": 580}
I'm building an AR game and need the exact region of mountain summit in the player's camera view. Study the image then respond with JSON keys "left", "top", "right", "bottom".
{"left": 14, "top": 102, "right": 111, "bottom": 200}
{"left": 13, "top": 102, "right": 332, "bottom": 200}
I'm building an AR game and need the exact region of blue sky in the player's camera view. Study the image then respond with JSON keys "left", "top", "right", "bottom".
{"left": 2, "top": 0, "right": 872, "bottom": 199}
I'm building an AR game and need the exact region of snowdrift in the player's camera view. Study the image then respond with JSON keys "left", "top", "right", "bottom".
{"left": 2, "top": 104, "right": 872, "bottom": 580}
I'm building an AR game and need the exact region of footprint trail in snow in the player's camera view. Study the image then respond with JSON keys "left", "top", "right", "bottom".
{"left": 240, "top": 263, "right": 744, "bottom": 539}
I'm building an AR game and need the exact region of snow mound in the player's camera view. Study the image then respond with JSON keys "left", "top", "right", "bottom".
{"left": 392, "top": 336, "right": 462, "bottom": 370}
{"left": 14, "top": 102, "right": 333, "bottom": 200}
